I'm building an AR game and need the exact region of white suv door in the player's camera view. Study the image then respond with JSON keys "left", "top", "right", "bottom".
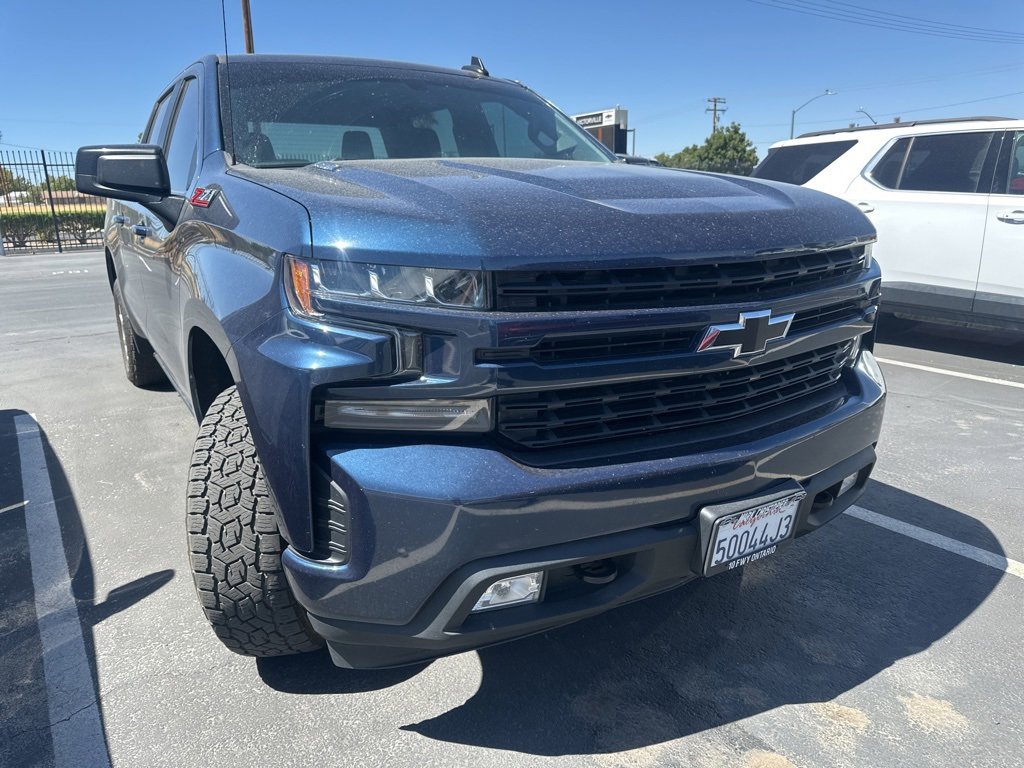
{"left": 975, "top": 131, "right": 1024, "bottom": 324}
{"left": 844, "top": 130, "right": 1002, "bottom": 315}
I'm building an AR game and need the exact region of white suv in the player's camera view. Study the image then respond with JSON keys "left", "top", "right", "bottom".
{"left": 753, "top": 117, "right": 1024, "bottom": 333}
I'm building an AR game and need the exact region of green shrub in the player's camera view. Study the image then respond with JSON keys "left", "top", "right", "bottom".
{"left": 1, "top": 210, "right": 53, "bottom": 247}
{"left": 1, "top": 208, "right": 105, "bottom": 248}
{"left": 58, "top": 211, "right": 105, "bottom": 245}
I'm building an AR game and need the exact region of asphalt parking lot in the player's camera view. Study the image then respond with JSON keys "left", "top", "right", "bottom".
{"left": 1, "top": 249, "right": 1022, "bottom": 768}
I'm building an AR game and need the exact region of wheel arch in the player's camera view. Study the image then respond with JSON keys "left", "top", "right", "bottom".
{"left": 184, "top": 306, "right": 239, "bottom": 421}
{"left": 104, "top": 247, "right": 117, "bottom": 290}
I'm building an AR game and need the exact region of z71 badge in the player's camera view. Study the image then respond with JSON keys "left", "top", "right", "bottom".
{"left": 189, "top": 187, "right": 217, "bottom": 207}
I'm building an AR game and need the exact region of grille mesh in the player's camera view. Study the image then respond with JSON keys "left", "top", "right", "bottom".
{"left": 494, "top": 247, "right": 867, "bottom": 311}
{"left": 497, "top": 341, "right": 853, "bottom": 449}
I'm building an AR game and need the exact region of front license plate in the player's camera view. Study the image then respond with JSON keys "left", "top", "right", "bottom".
{"left": 703, "top": 492, "right": 805, "bottom": 576}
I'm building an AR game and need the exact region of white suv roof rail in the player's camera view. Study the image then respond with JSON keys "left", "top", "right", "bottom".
{"left": 797, "top": 116, "right": 1016, "bottom": 139}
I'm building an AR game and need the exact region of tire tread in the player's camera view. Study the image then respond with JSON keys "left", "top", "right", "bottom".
{"left": 187, "top": 386, "right": 322, "bottom": 657}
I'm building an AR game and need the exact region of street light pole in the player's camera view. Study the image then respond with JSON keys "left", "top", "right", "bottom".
{"left": 857, "top": 107, "right": 878, "bottom": 125}
{"left": 790, "top": 89, "right": 837, "bottom": 139}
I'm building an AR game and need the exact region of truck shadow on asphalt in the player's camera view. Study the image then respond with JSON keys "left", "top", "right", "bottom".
{"left": 260, "top": 483, "right": 1004, "bottom": 757}
{"left": 876, "top": 315, "right": 1024, "bottom": 365}
{"left": 0, "top": 409, "right": 174, "bottom": 766}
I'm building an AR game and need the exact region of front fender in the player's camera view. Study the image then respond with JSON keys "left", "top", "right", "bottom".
{"left": 230, "top": 308, "right": 398, "bottom": 553}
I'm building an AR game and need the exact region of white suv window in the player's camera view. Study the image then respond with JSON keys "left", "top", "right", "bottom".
{"left": 751, "top": 140, "right": 857, "bottom": 185}
{"left": 870, "top": 132, "right": 997, "bottom": 194}
{"left": 1007, "top": 132, "right": 1024, "bottom": 195}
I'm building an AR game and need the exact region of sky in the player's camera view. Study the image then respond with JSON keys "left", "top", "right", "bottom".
{"left": 1, "top": 0, "right": 1021, "bottom": 159}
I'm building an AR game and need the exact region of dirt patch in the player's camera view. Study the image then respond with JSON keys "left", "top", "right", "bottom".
{"left": 744, "top": 750, "right": 798, "bottom": 768}
{"left": 899, "top": 693, "right": 970, "bottom": 736}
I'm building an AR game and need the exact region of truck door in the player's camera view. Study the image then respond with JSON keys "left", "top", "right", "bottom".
{"left": 135, "top": 75, "right": 202, "bottom": 391}
{"left": 117, "top": 86, "right": 178, "bottom": 332}
{"left": 845, "top": 130, "right": 1001, "bottom": 316}
{"left": 975, "top": 131, "right": 1024, "bottom": 326}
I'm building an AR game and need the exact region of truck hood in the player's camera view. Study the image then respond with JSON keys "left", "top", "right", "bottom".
{"left": 233, "top": 158, "right": 874, "bottom": 270}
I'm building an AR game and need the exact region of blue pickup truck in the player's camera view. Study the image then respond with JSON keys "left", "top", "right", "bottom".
{"left": 76, "top": 54, "right": 885, "bottom": 669}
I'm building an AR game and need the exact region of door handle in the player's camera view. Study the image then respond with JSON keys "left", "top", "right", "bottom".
{"left": 855, "top": 202, "right": 875, "bottom": 213}
{"left": 132, "top": 224, "right": 149, "bottom": 238}
{"left": 112, "top": 214, "right": 128, "bottom": 225}
{"left": 996, "top": 210, "right": 1024, "bottom": 225}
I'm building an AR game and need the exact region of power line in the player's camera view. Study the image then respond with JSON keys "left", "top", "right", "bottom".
{"left": 813, "top": 0, "right": 1024, "bottom": 39}
{"left": 753, "top": 0, "right": 1024, "bottom": 41}
{"left": 746, "top": 0, "right": 1024, "bottom": 44}
{"left": 834, "top": 63, "right": 1024, "bottom": 94}
{"left": 885, "top": 89, "right": 1024, "bottom": 116}
{"left": 745, "top": 89, "right": 1024, "bottom": 131}
{"left": 0, "top": 141, "right": 72, "bottom": 151}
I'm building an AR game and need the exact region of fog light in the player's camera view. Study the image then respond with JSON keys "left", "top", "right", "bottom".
{"left": 838, "top": 472, "right": 859, "bottom": 497}
{"left": 472, "top": 572, "right": 543, "bottom": 613}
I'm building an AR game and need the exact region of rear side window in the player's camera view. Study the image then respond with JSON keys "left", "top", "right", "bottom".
{"left": 869, "top": 138, "right": 909, "bottom": 189}
{"left": 751, "top": 140, "right": 857, "bottom": 185}
{"left": 872, "top": 132, "right": 997, "bottom": 193}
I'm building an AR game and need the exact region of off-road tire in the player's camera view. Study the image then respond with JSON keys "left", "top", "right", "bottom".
{"left": 187, "top": 386, "right": 323, "bottom": 657}
{"left": 112, "top": 280, "right": 166, "bottom": 387}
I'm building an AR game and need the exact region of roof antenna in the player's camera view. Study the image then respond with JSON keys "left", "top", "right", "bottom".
{"left": 462, "top": 56, "right": 489, "bottom": 77}
{"left": 220, "top": 0, "right": 237, "bottom": 164}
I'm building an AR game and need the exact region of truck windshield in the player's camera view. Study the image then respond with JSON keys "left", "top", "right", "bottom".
{"left": 219, "top": 60, "right": 613, "bottom": 168}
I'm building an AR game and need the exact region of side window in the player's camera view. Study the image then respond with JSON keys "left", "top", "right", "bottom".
{"left": 1008, "top": 132, "right": 1024, "bottom": 195}
{"left": 869, "top": 138, "right": 910, "bottom": 189}
{"left": 164, "top": 78, "right": 201, "bottom": 195}
{"left": 142, "top": 88, "right": 176, "bottom": 145}
{"left": 897, "top": 132, "right": 996, "bottom": 194}
{"left": 752, "top": 140, "right": 858, "bottom": 185}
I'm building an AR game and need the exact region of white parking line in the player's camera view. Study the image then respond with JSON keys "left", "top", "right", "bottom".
{"left": 15, "top": 415, "right": 111, "bottom": 768}
{"left": 846, "top": 505, "right": 1024, "bottom": 580}
{"left": 876, "top": 357, "right": 1024, "bottom": 390}
{"left": 0, "top": 500, "right": 29, "bottom": 514}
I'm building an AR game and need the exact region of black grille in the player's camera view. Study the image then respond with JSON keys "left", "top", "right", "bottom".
{"left": 530, "top": 326, "right": 699, "bottom": 363}
{"left": 497, "top": 341, "right": 854, "bottom": 450}
{"left": 479, "top": 299, "right": 870, "bottom": 365}
{"left": 495, "top": 246, "right": 867, "bottom": 311}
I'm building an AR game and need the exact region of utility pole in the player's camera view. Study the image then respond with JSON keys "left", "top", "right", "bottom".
{"left": 706, "top": 97, "right": 727, "bottom": 133}
{"left": 241, "top": 0, "right": 255, "bottom": 53}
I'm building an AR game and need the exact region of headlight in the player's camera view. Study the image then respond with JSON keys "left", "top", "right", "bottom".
{"left": 286, "top": 255, "right": 489, "bottom": 316}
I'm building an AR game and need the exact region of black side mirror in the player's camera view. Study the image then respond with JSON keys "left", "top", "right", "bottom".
{"left": 75, "top": 145, "right": 170, "bottom": 203}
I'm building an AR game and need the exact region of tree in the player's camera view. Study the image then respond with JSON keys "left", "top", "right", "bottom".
{"left": 0, "top": 166, "right": 32, "bottom": 195}
{"left": 654, "top": 123, "right": 759, "bottom": 176}
{"left": 48, "top": 175, "right": 76, "bottom": 191}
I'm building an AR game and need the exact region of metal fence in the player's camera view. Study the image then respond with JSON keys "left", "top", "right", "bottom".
{"left": 0, "top": 149, "right": 106, "bottom": 254}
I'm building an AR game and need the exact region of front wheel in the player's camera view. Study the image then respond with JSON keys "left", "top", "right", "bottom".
{"left": 186, "top": 386, "right": 323, "bottom": 657}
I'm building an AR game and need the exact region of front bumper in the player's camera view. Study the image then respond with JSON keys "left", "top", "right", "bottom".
{"left": 282, "top": 358, "right": 885, "bottom": 669}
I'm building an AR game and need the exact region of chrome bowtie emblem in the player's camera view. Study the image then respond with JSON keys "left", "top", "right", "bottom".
{"left": 697, "top": 309, "right": 795, "bottom": 357}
